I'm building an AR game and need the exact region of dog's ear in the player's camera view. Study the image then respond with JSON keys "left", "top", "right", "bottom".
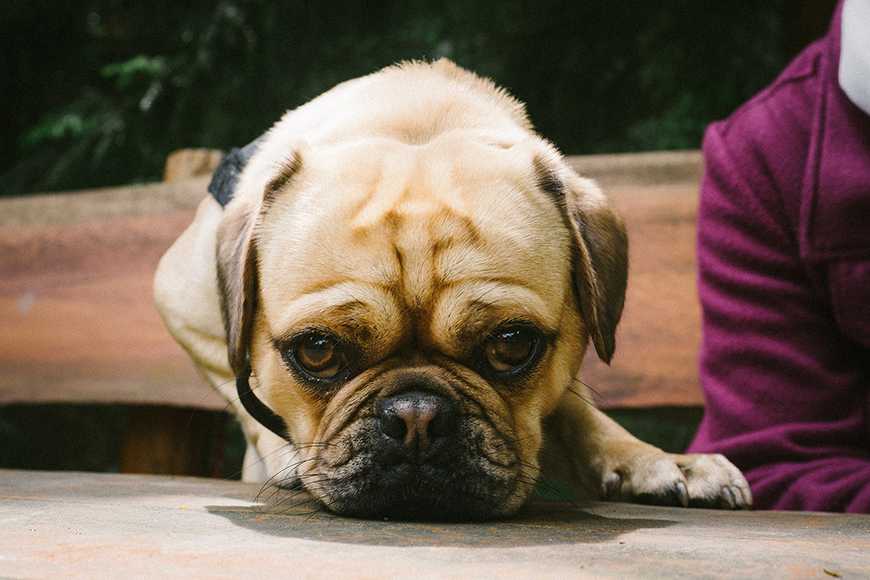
{"left": 216, "top": 199, "right": 260, "bottom": 376}
{"left": 216, "top": 152, "right": 302, "bottom": 375}
{"left": 536, "top": 158, "right": 628, "bottom": 364}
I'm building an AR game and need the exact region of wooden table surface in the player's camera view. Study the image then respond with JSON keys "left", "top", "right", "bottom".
{"left": 1, "top": 470, "right": 867, "bottom": 579}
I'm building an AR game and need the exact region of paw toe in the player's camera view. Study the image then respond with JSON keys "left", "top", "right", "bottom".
{"left": 611, "top": 457, "right": 690, "bottom": 507}
{"left": 601, "top": 471, "right": 622, "bottom": 500}
{"left": 635, "top": 480, "right": 688, "bottom": 508}
{"left": 607, "top": 452, "right": 753, "bottom": 510}
{"left": 681, "top": 454, "right": 753, "bottom": 510}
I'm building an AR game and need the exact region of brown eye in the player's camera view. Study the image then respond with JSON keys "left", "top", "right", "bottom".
{"left": 293, "top": 333, "right": 346, "bottom": 379}
{"left": 483, "top": 325, "right": 541, "bottom": 375}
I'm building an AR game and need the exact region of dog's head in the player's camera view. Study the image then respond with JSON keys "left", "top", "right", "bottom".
{"left": 216, "top": 132, "right": 626, "bottom": 520}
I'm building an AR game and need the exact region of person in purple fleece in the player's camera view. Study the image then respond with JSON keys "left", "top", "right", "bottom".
{"left": 687, "top": 0, "right": 870, "bottom": 513}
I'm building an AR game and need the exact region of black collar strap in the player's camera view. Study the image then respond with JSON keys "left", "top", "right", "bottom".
{"left": 236, "top": 365, "right": 292, "bottom": 442}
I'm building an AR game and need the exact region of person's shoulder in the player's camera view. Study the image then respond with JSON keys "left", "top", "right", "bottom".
{"left": 703, "top": 40, "right": 828, "bottom": 229}
{"left": 716, "top": 39, "right": 825, "bottom": 151}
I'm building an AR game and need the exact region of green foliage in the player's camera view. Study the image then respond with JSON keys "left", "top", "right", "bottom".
{"left": 101, "top": 55, "right": 168, "bottom": 90}
{"left": 2, "top": 1, "right": 793, "bottom": 196}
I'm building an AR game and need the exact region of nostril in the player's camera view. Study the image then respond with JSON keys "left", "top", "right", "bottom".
{"left": 379, "top": 411, "right": 407, "bottom": 441}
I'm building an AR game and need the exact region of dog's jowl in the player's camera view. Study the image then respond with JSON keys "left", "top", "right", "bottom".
{"left": 154, "top": 59, "right": 751, "bottom": 519}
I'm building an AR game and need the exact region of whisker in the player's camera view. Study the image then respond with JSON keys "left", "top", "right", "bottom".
{"left": 567, "top": 385, "right": 596, "bottom": 407}
{"left": 572, "top": 377, "right": 602, "bottom": 401}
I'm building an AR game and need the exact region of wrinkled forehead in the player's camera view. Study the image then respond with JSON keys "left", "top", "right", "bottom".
{"left": 256, "top": 137, "right": 572, "bottom": 340}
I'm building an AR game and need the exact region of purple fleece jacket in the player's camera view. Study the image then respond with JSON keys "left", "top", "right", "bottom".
{"left": 688, "top": 1, "right": 870, "bottom": 513}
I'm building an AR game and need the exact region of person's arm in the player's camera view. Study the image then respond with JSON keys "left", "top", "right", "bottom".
{"left": 689, "top": 121, "right": 870, "bottom": 513}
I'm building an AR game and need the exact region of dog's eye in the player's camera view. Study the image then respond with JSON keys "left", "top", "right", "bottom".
{"left": 293, "top": 333, "right": 347, "bottom": 380}
{"left": 483, "top": 325, "right": 542, "bottom": 375}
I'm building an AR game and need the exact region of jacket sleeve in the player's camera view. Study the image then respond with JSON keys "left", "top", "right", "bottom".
{"left": 689, "top": 122, "right": 870, "bottom": 513}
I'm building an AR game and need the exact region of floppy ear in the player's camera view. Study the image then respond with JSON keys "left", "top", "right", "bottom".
{"left": 216, "top": 192, "right": 295, "bottom": 442}
{"left": 537, "top": 159, "right": 628, "bottom": 364}
{"left": 216, "top": 199, "right": 260, "bottom": 376}
{"left": 215, "top": 151, "right": 303, "bottom": 376}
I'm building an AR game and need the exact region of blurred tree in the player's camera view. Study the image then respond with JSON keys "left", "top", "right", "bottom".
{"left": 2, "top": 0, "right": 818, "bottom": 196}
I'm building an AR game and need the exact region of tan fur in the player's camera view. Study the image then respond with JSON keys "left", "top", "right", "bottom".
{"left": 154, "top": 59, "right": 751, "bottom": 512}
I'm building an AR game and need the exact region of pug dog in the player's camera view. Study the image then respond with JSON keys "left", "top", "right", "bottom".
{"left": 154, "top": 59, "right": 751, "bottom": 519}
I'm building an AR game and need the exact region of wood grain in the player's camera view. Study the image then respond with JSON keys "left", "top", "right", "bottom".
{"left": 119, "top": 406, "right": 225, "bottom": 476}
{"left": 0, "top": 209, "right": 227, "bottom": 409}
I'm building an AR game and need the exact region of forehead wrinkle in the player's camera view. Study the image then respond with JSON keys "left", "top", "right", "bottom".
{"left": 389, "top": 205, "right": 481, "bottom": 312}
{"left": 431, "top": 280, "right": 558, "bottom": 349}
{"left": 265, "top": 280, "right": 401, "bottom": 339}
{"left": 270, "top": 300, "right": 367, "bottom": 343}
{"left": 296, "top": 277, "right": 392, "bottom": 297}
{"left": 348, "top": 152, "right": 415, "bottom": 231}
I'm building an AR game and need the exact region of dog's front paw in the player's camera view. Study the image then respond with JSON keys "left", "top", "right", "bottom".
{"left": 602, "top": 452, "right": 752, "bottom": 510}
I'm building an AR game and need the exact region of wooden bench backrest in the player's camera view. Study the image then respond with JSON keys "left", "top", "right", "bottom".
{"left": 0, "top": 150, "right": 703, "bottom": 410}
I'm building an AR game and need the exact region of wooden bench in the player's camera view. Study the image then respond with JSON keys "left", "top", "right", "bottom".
{"left": 0, "top": 149, "right": 704, "bottom": 474}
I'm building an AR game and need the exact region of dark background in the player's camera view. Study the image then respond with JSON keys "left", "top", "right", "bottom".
{"left": 2, "top": 0, "right": 835, "bottom": 196}
{"left": 0, "top": 0, "right": 836, "bottom": 476}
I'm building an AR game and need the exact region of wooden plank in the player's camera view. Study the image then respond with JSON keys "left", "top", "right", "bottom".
{"left": 1, "top": 470, "right": 867, "bottom": 578}
{"left": 163, "top": 148, "right": 223, "bottom": 182}
{"left": 115, "top": 151, "right": 227, "bottom": 477}
{"left": 0, "top": 209, "right": 225, "bottom": 409}
{"left": 119, "top": 406, "right": 225, "bottom": 476}
{"left": 0, "top": 176, "right": 208, "bottom": 227}
{"left": 0, "top": 150, "right": 219, "bottom": 409}
{"left": 0, "top": 151, "right": 704, "bottom": 410}
{"left": 580, "top": 181, "right": 704, "bottom": 407}
{"left": 569, "top": 150, "right": 701, "bottom": 187}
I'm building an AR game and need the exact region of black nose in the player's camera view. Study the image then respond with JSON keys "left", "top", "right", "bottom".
{"left": 377, "top": 390, "right": 456, "bottom": 451}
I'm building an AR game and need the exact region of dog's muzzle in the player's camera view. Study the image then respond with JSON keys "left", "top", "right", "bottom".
{"left": 304, "top": 376, "right": 520, "bottom": 520}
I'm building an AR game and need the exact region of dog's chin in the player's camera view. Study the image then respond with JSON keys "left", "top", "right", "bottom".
{"left": 312, "top": 465, "right": 523, "bottom": 521}
{"left": 298, "top": 416, "right": 534, "bottom": 521}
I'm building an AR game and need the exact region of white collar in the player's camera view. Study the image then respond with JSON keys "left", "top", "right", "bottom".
{"left": 839, "top": 0, "right": 870, "bottom": 115}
